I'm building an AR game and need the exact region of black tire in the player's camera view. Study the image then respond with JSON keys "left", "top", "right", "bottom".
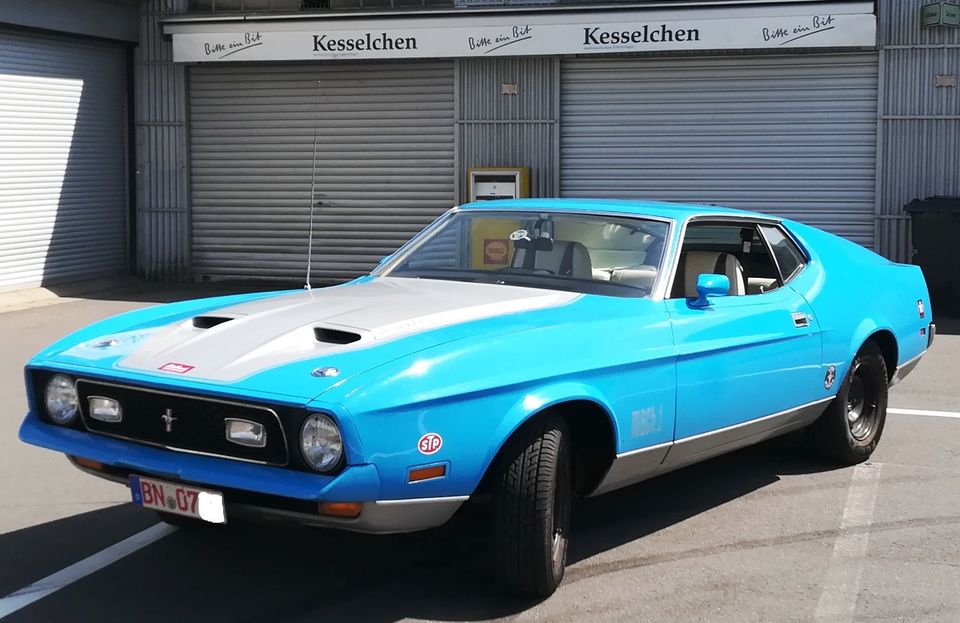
{"left": 809, "top": 341, "right": 888, "bottom": 464}
{"left": 493, "top": 415, "right": 572, "bottom": 598}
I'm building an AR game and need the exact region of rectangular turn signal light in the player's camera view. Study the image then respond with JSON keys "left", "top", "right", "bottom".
{"left": 318, "top": 502, "right": 362, "bottom": 519}
{"left": 71, "top": 456, "right": 103, "bottom": 471}
{"left": 408, "top": 465, "right": 446, "bottom": 483}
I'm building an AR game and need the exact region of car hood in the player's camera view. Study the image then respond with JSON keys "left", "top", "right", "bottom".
{"left": 80, "top": 278, "right": 581, "bottom": 383}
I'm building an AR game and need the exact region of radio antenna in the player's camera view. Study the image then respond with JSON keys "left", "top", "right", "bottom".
{"left": 305, "top": 80, "right": 322, "bottom": 290}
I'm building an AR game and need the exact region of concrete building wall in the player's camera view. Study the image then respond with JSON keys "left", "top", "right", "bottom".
{"left": 0, "top": 0, "right": 137, "bottom": 289}
{"left": 876, "top": 0, "right": 960, "bottom": 263}
{"left": 456, "top": 57, "right": 560, "bottom": 203}
{"left": 134, "top": 1, "right": 960, "bottom": 280}
{"left": 0, "top": 0, "right": 138, "bottom": 43}
{"left": 135, "top": 0, "right": 191, "bottom": 280}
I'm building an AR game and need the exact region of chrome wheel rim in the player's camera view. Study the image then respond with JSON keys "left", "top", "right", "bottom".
{"left": 846, "top": 361, "right": 878, "bottom": 441}
{"left": 551, "top": 524, "right": 564, "bottom": 561}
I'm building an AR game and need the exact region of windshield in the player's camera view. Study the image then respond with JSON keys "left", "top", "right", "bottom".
{"left": 376, "top": 210, "right": 671, "bottom": 297}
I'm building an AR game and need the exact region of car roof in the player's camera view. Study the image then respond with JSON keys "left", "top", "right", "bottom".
{"left": 457, "top": 198, "right": 777, "bottom": 222}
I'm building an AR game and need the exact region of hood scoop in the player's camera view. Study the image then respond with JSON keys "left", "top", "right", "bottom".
{"left": 192, "top": 315, "right": 236, "bottom": 329}
{"left": 117, "top": 279, "right": 580, "bottom": 383}
{"left": 314, "top": 327, "right": 362, "bottom": 345}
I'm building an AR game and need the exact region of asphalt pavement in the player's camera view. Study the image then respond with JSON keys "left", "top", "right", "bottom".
{"left": 0, "top": 282, "right": 957, "bottom": 622}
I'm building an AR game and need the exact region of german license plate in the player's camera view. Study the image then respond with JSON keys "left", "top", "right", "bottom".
{"left": 130, "top": 475, "right": 226, "bottom": 524}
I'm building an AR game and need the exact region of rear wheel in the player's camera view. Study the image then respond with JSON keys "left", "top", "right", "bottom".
{"left": 809, "top": 341, "right": 888, "bottom": 464}
{"left": 493, "top": 415, "right": 572, "bottom": 598}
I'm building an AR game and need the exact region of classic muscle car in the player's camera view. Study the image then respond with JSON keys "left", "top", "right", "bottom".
{"left": 20, "top": 199, "right": 933, "bottom": 597}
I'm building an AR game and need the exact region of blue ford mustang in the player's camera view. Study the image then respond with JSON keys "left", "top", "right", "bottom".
{"left": 20, "top": 199, "right": 933, "bottom": 596}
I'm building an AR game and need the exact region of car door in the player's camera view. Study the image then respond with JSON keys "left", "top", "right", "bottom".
{"left": 662, "top": 220, "right": 823, "bottom": 465}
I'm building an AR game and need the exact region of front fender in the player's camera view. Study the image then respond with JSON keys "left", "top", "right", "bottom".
{"left": 340, "top": 379, "right": 618, "bottom": 502}
{"left": 483, "top": 381, "right": 617, "bottom": 479}
{"left": 323, "top": 295, "right": 673, "bottom": 501}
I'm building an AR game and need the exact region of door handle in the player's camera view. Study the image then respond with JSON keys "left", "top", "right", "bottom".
{"left": 792, "top": 312, "right": 810, "bottom": 328}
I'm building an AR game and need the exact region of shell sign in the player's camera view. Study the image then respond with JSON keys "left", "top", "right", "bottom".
{"left": 483, "top": 239, "right": 510, "bottom": 265}
{"left": 470, "top": 218, "right": 519, "bottom": 269}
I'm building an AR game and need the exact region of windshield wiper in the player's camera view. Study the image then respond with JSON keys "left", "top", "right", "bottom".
{"left": 392, "top": 270, "right": 479, "bottom": 283}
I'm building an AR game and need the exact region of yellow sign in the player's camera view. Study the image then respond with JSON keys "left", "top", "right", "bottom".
{"left": 470, "top": 218, "right": 520, "bottom": 269}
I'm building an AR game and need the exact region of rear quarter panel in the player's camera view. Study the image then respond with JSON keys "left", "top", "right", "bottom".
{"left": 785, "top": 220, "right": 930, "bottom": 384}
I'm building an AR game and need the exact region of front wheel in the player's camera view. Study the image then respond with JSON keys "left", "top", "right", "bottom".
{"left": 493, "top": 415, "right": 572, "bottom": 598}
{"left": 809, "top": 341, "right": 889, "bottom": 464}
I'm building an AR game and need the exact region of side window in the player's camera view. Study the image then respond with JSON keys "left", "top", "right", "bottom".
{"left": 669, "top": 222, "right": 783, "bottom": 299}
{"left": 760, "top": 225, "right": 806, "bottom": 283}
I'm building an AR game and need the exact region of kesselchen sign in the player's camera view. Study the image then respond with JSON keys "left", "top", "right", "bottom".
{"left": 169, "top": 6, "right": 877, "bottom": 63}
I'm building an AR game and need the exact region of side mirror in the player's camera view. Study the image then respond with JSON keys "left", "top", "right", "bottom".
{"left": 691, "top": 274, "right": 730, "bottom": 308}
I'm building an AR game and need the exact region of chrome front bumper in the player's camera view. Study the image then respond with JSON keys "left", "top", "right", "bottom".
{"left": 230, "top": 496, "right": 469, "bottom": 534}
{"left": 68, "top": 455, "right": 467, "bottom": 534}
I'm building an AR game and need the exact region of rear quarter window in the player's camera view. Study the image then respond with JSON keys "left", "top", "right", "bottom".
{"left": 760, "top": 225, "right": 806, "bottom": 282}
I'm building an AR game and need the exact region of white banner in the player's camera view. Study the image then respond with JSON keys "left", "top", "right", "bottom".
{"left": 171, "top": 10, "right": 876, "bottom": 63}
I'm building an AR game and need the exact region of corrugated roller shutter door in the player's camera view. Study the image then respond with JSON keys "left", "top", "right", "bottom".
{"left": 189, "top": 61, "right": 455, "bottom": 282}
{"left": 561, "top": 53, "right": 879, "bottom": 247}
{"left": 0, "top": 29, "right": 127, "bottom": 289}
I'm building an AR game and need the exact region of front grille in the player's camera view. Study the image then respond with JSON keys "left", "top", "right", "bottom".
{"left": 76, "top": 380, "right": 290, "bottom": 466}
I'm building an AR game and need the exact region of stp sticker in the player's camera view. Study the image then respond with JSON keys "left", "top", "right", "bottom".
{"left": 917, "top": 299, "right": 925, "bottom": 319}
{"left": 159, "top": 362, "right": 195, "bottom": 374}
{"left": 418, "top": 432, "right": 443, "bottom": 455}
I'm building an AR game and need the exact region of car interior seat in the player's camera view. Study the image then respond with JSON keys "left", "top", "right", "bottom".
{"left": 672, "top": 251, "right": 746, "bottom": 298}
{"left": 609, "top": 266, "right": 658, "bottom": 290}
{"left": 513, "top": 240, "right": 593, "bottom": 279}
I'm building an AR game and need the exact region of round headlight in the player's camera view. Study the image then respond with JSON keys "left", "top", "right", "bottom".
{"left": 44, "top": 374, "right": 79, "bottom": 425}
{"left": 300, "top": 413, "right": 343, "bottom": 472}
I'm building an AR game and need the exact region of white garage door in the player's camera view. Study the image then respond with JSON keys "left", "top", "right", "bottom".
{"left": 189, "top": 61, "right": 455, "bottom": 283}
{"left": 0, "top": 28, "right": 128, "bottom": 289}
{"left": 561, "top": 53, "right": 879, "bottom": 247}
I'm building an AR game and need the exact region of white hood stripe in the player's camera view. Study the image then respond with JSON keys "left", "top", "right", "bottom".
{"left": 115, "top": 278, "right": 579, "bottom": 382}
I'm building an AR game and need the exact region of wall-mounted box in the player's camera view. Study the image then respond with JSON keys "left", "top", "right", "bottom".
{"left": 467, "top": 167, "right": 531, "bottom": 202}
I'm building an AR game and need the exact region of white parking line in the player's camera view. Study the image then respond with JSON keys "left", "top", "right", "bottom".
{"left": 0, "top": 523, "right": 176, "bottom": 619}
{"left": 889, "top": 407, "right": 960, "bottom": 419}
{"left": 814, "top": 463, "right": 882, "bottom": 622}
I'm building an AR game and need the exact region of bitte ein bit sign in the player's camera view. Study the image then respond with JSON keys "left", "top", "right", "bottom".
{"left": 922, "top": 2, "right": 960, "bottom": 27}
